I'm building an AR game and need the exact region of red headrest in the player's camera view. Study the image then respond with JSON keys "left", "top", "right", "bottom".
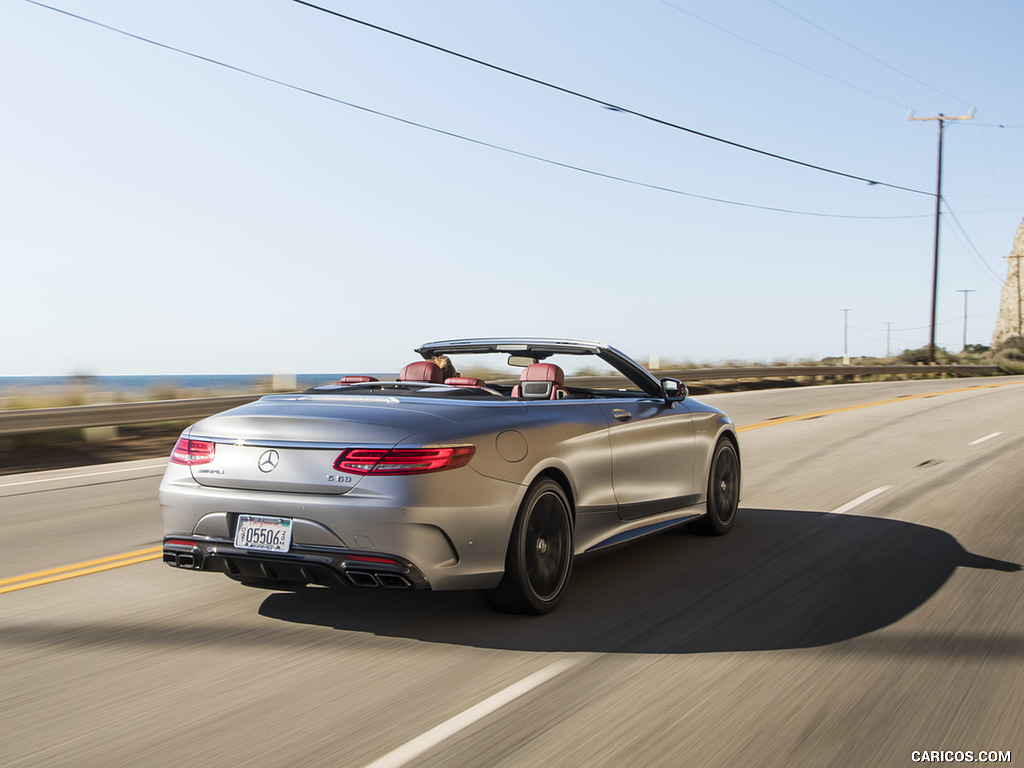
{"left": 399, "top": 361, "right": 443, "bottom": 383}
{"left": 520, "top": 363, "right": 565, "bottom": 386}
{"left": 336, "top": 375, "right": 378, "bottom": 384}
{"left": 445, "top": 377, "right": 485, "bottom": 387}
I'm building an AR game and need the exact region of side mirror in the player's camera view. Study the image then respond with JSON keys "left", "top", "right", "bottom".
{"left": 661, "top": 377, "right": 688, "bottom": 404}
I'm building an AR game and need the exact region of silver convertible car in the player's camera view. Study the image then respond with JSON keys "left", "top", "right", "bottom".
{"left": 160, "top": 338, "right": 740, "bottom": 613}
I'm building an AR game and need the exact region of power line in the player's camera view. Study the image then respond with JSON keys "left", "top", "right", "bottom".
{"left": 766, "top": 0, "right": 973, "bottom": 108}
{"left": 656, "top": 0, "right": 912, "bottom": 110}
{"left": 941, "top": 201, "right": 1006, "bottom": 286}
{"left": 852, "top": 310, "right": 994, "bottom": 334}
{"left": 22, "top": 0, "right": 930, "bottom": 220}
{"left": 293, "top": 0, "right": 932, "bottom": 197}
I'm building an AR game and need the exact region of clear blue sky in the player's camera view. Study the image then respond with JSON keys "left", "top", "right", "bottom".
{"left": 3, "top": 0, "right": 1022, "bottom": 374}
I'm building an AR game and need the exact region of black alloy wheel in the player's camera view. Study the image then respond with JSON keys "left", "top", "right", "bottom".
{"left": 689, "top": 438, "right": 740, "bottom": 536}
{"left": 485, "top": 478, "right": 573, "bottom": 614}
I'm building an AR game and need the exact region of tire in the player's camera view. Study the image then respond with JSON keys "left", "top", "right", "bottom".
{"left": 484, "top": 478, "right": 574, "bottom": 614}
{"left": 688, "top": 438, "right": 740, "bottom": 536}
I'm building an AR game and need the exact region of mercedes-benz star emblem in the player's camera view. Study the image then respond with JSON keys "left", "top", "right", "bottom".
{"left": 257, "top": 449, "right": 280, "bottom": 473}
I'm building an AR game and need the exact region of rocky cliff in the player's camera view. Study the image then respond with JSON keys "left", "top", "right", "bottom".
{"left": 992, "top": 216, "right": 1024, "bottom": 347}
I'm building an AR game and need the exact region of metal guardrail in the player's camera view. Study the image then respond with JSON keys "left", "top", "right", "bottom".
{"left": 567, "top": 364, "right": 999, "bottom": 389}
{"left": 0, "top": 395, "right": 262, "bottom": 437}
{"left": 653, "top": 364, "right": 998, "bottom": 381}
{"left": 0, "top": 365, "right": 1000, "bottom": 437}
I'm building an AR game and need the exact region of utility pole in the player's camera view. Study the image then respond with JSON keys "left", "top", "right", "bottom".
{"left": 885, "top": 322, "right": 893, "bottom": 358}
{"left": 1011, "top": 254, "right": 1024, "bottom": 338}
{"left": 908, "top": 108, "right": 975, "bottom": 363}
{"left": 957, "top": 289, "right": 975, "bottom": 350}
{"left": 1018, "top": 253, "right": 1023, "bottom": 338}
{"left": 841, "top": 308, "right": 852, "bottom": 364}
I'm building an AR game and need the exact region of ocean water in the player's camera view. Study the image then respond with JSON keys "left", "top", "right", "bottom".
{"left": 0, "top": 374, "right": 367, "bottom": 396}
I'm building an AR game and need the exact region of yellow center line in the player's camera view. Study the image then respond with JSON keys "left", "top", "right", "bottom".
{"left": 5, "top": 378, "right": 1023, "bottom": 594}
{"left": 0, "top": 546, "right": 162, "bottom": 594}
{"left": 737, "top": 380, "right": 1024, "bottom": 432}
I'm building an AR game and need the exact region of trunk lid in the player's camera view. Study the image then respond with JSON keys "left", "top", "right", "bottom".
{"left": 186, "top": 394, "right": 457, "bottom": 494}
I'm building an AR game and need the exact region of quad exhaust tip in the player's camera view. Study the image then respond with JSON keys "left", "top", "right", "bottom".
{"left": 377, "top": 573, "right": 413, "bottom": 589}
{"left": 164, "top": 550, "right": 199, "bottom": 569}
{"left": 345, "top": 570, "right": 413, "bottom": 589}
{"left": 163, "top": 547, "right": 414, "bottom": 587}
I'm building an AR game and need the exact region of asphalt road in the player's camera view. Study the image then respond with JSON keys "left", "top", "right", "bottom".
{"left": 2, "top": 377, "right": 1022, "bottom": 768}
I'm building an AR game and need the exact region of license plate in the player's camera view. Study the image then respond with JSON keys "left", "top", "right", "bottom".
{"left": 234, "top": 515, "right": 293, "bottom": 552}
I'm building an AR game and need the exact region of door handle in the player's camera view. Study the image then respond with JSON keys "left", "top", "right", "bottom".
{"left": 612, "top": 409, "right": 632, "bottom": 422}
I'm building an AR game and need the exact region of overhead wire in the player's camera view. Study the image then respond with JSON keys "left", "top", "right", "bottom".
{"left": 847, "top": 309, "right": 999, "bottom": 339}
{"left": 972, "top": 122, "right": 1023, "bottom": 244}
{"left": 21, "top": 0, "right": 931, "bottom": 220}
{"left": 853, "top": 310, "right": 995, "bottom": 335}
{"left": 765, "top": 0, "right": 973, "bottom": 109}
{"left": 292, "top": 0, "right": 932, "bottom": 197}
{"left": 655, "top": 0, "right": 913, "bottom": 110}
{"left": 941, "top": 199, "right": 1007, "bottom": 286}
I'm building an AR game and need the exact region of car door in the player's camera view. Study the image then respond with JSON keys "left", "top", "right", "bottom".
{"left": 601, "top": 397, "right": 697, "bottom": 521}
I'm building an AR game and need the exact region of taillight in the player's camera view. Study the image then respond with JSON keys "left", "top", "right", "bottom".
{"left": 170, "top": 437, "right": 216, "bottom": 465}
{"left": 348, "top": 554, "right": 400, "bottom": 564}
{"left": 333, "top": 446, "right": 475, "bottom": 475}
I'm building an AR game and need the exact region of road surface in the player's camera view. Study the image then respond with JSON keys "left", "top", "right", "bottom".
{"left": 2, "top": 377, "right": 1022, "bottom": 767}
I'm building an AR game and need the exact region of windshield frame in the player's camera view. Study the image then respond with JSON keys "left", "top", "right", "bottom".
{"left": 415, "top": 338, "right": 664, "bottom": 397}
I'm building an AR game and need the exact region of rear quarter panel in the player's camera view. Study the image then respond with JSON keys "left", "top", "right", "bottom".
{"left": 396, "top": 398, "right": 617, "bottom": 512}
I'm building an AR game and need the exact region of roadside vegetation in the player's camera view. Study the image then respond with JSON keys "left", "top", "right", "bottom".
{"left": 876, "top": 338, "right": 1024, "bottom": 373}
{"left": 4, "top": 341, "right": 1024, "bottom": 413}
{"left": 1, "top": 343, "right": 1022, "bottom": 475}
{"left": 658, "top": 337, "right": 1024, "bottom": 376}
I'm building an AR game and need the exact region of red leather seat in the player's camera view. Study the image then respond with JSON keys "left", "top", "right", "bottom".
{"left": 511, "top": 363, "right": 568, "bottom": 399}
{"left": 445, "top": 377, "right": 486, "bottom": 388}
{"left": 335, "top": 375, "right": 378, "bottom": 384}
{"left": 398, "top": 361, "right": 444, "bottom": 383}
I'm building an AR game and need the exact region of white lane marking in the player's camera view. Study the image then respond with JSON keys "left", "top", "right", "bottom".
{"left": 969, "top": 432, "right": 1003, "bottom": 446}
{"left": 362, "top": 659, "right": 577, "bottom": 768}
{"left": 828, "top": 486, "right": 892, "bottom": 515}
{"left": 0, "top": 461, "right": 168, "bottom": 489}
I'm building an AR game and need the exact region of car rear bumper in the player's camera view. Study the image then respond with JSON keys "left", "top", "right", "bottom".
{"left": 159, "top": 463, "right": 525, "bottom": 590}
{"left": 163, "top": 536, "right": 431, "bottom": 589}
